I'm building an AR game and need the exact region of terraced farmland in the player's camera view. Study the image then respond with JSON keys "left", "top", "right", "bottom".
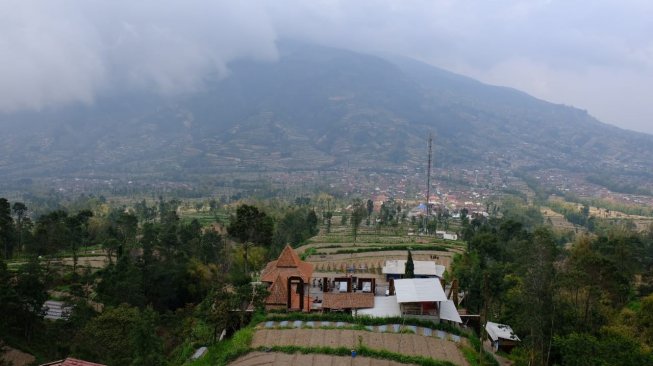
{"left": 231, "top": 352, "right": 416, "bottom": 366}
{"left": 248, "top": 328, "right": 467, "bottom": 365}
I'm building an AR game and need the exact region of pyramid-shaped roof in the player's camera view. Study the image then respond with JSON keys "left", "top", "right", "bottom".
{"left": 260, "top": 245, "right": 312, "bottom": 283}
{"left": 265, "top": 276, "right": 287, "bottom": 305}
{"left": 276, "top": 245, "right": 302, "bottom": 267}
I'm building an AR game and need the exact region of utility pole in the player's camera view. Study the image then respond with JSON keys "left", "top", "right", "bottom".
{"left": 425, "top": 133, "right": 433, "bottom": 233}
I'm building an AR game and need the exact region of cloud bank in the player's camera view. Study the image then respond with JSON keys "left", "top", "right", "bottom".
{"left": 1, "top": 0, "right": 651, "bottom": 134}
{"left": 0, "top": 0, "right": 278, "bottom": 111}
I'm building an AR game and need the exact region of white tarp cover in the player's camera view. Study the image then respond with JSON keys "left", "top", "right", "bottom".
{"left": 382, "top": 260, "right": 438, "bottom": 276}
{"left": 485, "top": 321, "right": 521, "bottom": 342}
{"left": 435, "top": 264, "right": 446, "bottom": 278}
{"left": 362, "top": 282, "right": 372, "bottom": 292}
{"left": 338, "top": 281, "right": 348, "bottom": 292}
{"left": 439, "top": 300, "right": 462, "bottom": 323}
{"left": 393, "top": 278, "right": 447, "bottom": 303}
{"left": 356, "top": 296, "right": 402, "bottom": 318}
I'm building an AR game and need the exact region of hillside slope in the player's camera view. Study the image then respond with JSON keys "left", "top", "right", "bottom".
{"left": 1, "top": 41, "right": 651, "bottom": 186}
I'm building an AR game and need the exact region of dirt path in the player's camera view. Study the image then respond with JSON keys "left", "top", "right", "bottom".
{"left": 230, "top": 351, "right": 417, "bottom": 366}
{"left": 251, "top": 329, "right": 468, "bottom": 366}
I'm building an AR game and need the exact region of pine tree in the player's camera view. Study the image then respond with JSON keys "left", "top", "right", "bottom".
{"left": 405, "top": 250, "right": 415, "bottom": 278}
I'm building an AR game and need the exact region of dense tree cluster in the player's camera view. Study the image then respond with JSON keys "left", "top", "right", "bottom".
{"left": 0, "top": 197, "right": 321, "bottom": 365}
{"left": 452, "top": 218, "right": 653, "bottom": 365}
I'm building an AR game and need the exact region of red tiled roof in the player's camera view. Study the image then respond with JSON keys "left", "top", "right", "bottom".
{"left": 260, "top": 246, "right": 313, "bottom": 283}
{"left": 322, "top": 292, "right": 375, "bottom": 309}
{"left": 40, "top": 357, "right": 107, "bottom": 366}
{"left": 276, "top": 245, "right": 302, "bottom": 267}
{"left": 260, "top": 245, "right": 313, "bottom": 307}
{"left": 266, "top": 276, "right": 288, "bottom": 305}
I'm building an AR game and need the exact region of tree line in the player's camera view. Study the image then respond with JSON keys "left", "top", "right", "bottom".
{"left": 452, "top": 215, "right": 653, "bottom": 365}
{"left": 0, "top": 197, "right": 318, "bottom": 365}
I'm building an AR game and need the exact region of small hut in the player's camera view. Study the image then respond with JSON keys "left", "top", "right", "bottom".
{"left": 485, "top": 321, "right": 521, "bottom": 353}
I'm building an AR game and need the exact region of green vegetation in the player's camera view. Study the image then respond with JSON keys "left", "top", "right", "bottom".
{"left": 586, "top": 174, "right": 652, "bottom": 196}
{"left": 315, "top": 244, "right": 449, "bottom": 255}
{"left": 188, "top": 319, "right": 258, "bottom": 366}
{"left": 299, "top": 247, "right": 316, "bottom": 260}
{"left": 405, "top": 249, "right": 415, "bottom": 278}
{"left": 465, "top": 335, "right": 499, "bottom": 366}
{"left": 264, "top": 313, "right": 466, "bottom": 336}
{"left": 3, "top": 192, "right": 652, "bottom": 366}
{"left": 452, "top": 214, "right": 653, "bottom": 365}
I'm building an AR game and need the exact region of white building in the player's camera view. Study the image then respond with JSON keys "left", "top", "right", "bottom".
{"left": 393, "top": 278, "right": 461, "bottom": 323}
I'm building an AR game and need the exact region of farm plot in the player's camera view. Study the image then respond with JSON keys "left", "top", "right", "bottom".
{"left": 305, "top": 250, "right": 457, "bottom": 281}
{"left": 230, "top": 351, "right": 417, "bottom": 366}
{"left": 251, "top": 329, "right": 468, "bottom": 366}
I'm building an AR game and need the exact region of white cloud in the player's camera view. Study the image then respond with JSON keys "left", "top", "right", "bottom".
{"left": 0, "top": 0, "right": 651, "bottom": 134}
{"left": 0, "top": 0, "right": 278, "bottom": 111}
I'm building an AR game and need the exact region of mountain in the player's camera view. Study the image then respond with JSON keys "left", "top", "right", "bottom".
{"left": 1, "top": 41, "right": 652, "bottom": 192}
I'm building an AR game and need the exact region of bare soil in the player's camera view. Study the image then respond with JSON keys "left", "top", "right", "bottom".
{"left": 230, "top": 351, "right": 417, "bottom": 366}
{"left": 251, "top": 329, "right": 468, "bottom": 366}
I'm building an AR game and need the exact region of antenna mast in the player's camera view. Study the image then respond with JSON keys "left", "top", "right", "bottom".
{"left": 426, "top": 133, "right": 433, "bottom": 229}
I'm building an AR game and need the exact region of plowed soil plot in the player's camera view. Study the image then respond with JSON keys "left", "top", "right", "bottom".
{"left": 230, "top": 351, "right": 417, "bottom": 366}
{"left": 251, "top": 329, "right": 468, "bottom": 365}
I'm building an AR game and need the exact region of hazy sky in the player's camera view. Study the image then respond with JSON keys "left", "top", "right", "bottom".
{"left": 1, "top": 0, "right": 651, "bottom": 134}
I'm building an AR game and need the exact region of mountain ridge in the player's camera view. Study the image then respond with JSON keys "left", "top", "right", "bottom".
{"left": 1, "top": 41, "right": 651, "bottom": 191}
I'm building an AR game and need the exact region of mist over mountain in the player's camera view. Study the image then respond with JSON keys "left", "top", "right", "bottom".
{"left": 1, "top": 41, "right": 652, "bottom": 189}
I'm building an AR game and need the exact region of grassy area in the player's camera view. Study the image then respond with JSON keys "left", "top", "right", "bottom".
{"left": 299, "top": 247, "right": 316, "bottom": 260}
{"left": 464, "top": 335, "right": 500, "bottom": 366}
{"left": 6, "top": 245, "right": 105, "bottom": 263}
{"left": 179, "top": 211, "right": 230, "bottom": 226}
{"left": 187, "top": 314, "right": 265, "bottom": 366}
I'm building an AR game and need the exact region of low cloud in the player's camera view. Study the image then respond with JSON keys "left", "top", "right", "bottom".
{"left": 0, "top": 1, "right": 278, "bottom": 111}
{"left": 0, "top": 1, "right": 651, "bottom": 134}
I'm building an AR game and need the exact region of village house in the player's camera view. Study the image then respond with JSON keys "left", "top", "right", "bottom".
{"left": 260, "top": 245, "right": 313, "bottom": 311}
{"left": 394, "top": 278, "right": 446, "bottom": 320}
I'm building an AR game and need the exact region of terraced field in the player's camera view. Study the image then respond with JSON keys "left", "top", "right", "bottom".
{"left": 297, "top": 225, "right": 464, "bottom": 278}
{"left": 230, "top": 351, "right": 416, "bottom": 366}
{"left": 250, "top": 329, "right": 468, "bottom": 366}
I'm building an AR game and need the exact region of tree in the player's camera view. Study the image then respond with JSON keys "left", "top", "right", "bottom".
{"left": 228, "top": 205, "right": 274, "bottom": 274}
{"left": 13, "top": 258, "right": 47, "bottom": 342}
{"left": 65, "top": 210, "right": 93, "bottom": 275}
{"left": 509, "top": 228, "right": 558, "bottom": 366}
{"left": 324, "top": 211, "right": 333, "bottom": 233}
{"left": 31, "top": 210, "right": 70, "bottom": 260}
{"left": 12, "top": 202, "right": 27, "bottom": 255}
{"left": 366, "top": 199, "right": 374, "bottom": 225}
{"left": 350, "top": 199, "right": 367, "bottom": 245}
{"left": 307, "top": 209, "right": 318, "bottom": 235}
{"left": 405, "top": 250, "right": 415, "bottom": 278}
{"left": 0, "top": 198, "right": 14, "bottom": 259}
{"left": 74, "top": 304, "right": 164, "bottom": 366}
{"left": 274, "top": 207, "right": 319, "bottom": 251}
